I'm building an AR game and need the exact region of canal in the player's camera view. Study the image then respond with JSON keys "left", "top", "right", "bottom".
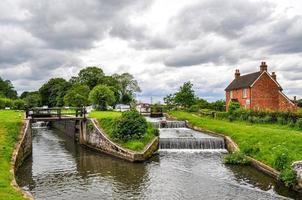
{"left": 16, "top": 127, "right": 302, "bottom": 200}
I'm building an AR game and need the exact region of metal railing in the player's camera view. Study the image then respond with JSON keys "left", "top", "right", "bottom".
{"left": 26, "top": 107, "right": 86, "bottom": 119}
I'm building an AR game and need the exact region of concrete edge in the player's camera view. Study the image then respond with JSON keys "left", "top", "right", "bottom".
{"left": 89, "top": 118, "right": 159, "bottom": 162}
{"left": 166, "top": 113, "right": 281, "bottom": 179}
{"left": 10, "top": 118, "right": 34, "bottom": 200}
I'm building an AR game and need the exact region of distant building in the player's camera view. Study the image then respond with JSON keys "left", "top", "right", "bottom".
{"left": 115, "top": 104, "right": 130, "bottom": 112}
{"left": 136, "top": 103, "right": 151, "bottom": 114}
{"left": 225, "top": 61, "right": 297, "bottom": 111}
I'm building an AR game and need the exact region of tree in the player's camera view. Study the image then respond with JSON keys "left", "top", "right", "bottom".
{"left": 89, "top": 85, "right": 115, "bottom": 110}
{"left": 78, "top": 67, "right": 105, "bottom": 89}
{"left": 0, "top": 77, "right": 17, "bottom": 99}
{"left": 211, "top": 100, "right": 226, "bottom": 111}
{"left": 112, "top": 73, "right": 141, "bottom": 104}
{"left": 24, "top": 93, "right": 41, "bottom": 108}
{"left": 64, "top": 84, "right": 90, "bottom": 107}
{"left": 174, "top": 82, "right": 196, "bottom": 108}
{"left": 39, "top": 78, "right": 70, "bottom": 107}
{"left": 164, "top": 94, "right": 175, "bottom": 110}
{"left": 297, "top": 99, "right": 302, "bottom": 108}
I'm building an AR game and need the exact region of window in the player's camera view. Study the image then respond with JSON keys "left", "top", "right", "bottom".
{"left": 230, "top": 91, "right": 233, "bottom": 99}
{"left": 243, "top": 88, "right": 247, "bottom": 98}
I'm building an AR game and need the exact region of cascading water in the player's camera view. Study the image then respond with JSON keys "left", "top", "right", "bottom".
{"left": 32, "top": 121, "right": 49, "bottom": 129}
{"left": 145, "top": 117, "right": 226, "bottom": 150}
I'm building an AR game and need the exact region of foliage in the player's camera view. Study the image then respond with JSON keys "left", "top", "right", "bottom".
{"left": 113, "top": 110, "right": 148, "bottom": 141}
{"left": 279, "top": 168, "right": 297, "bottom": 187}
{"left": 77, "top": 66, "right": 105, "bottom": 89}
{"left": 0, "top": 110, "right": 25, "bottom": 199}
{"left": 163, "top": 94, "right": 175, "bottom": 110}
{"left": 297, "top": 99, "right": 302, "bottom": 107}
{"left": 169, "top": 111, "right": 302, "bottom": 170}
{"left": 0, "top": 77, "right": 17, "bottom": 99}
{"left": 187, "top": 105, "right": 199, "bottom": 112}
{"left": 89, "top": 85, "right": 115, "bottom": 110}
{"left": 296, "top": 118, "right": 302, "bottom": 130}
{"left": 39, "top": 78, "right": 71, "bottom": 107}
{"left": 210, "top": 99, "right": 226, "bottom": 111}
{"left": 0, "top": 98, "right": 13, "bottom": 109}
{"left": 24, "top": 93, "right": 41, "bottom": 108}
{"left": 242, "top": 146, "right": 260, "bottom": 156}
{"left": 112, "top": 73, "right": 141, "bottom": 104}
{"left": 64, "top": 84, "right": 90, "bottom": 107}
{"left": 12, "top": 99, "right": 25, "bottom": 110}
{"left": 224, "top": 152, "right": 250, "bottom": 165}
{"left": 173, "top": 81, "right": 196, "bottom": 108}
{"left": 274, "top": 151, "right": 291, "bottom": 171}
{"left": 228, "top": 102, "right": 240, "bottom": 114}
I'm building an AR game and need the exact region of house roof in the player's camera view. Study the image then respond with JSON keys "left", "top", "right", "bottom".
{"left": 225, "top": 71, "right": 261, "bottom": 91}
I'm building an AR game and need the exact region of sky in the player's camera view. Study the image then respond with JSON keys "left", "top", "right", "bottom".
{"left": 1, "top": 0, "right": 302, "bottom": 103}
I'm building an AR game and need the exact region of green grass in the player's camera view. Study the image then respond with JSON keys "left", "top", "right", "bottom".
{"left": 89, "top": 111, "right": 157, "bottom": 151}
{"left": 169, "top": 111, "right": 302, "bottom": 170}
{"left": 0, "top": 110, "right": 25, "bottom": 200}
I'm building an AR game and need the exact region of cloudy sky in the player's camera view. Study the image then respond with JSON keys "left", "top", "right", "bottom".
{"left": 1, "top": 0, "right": 302, "bottom": 103}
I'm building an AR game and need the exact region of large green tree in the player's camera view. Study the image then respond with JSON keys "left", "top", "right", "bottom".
{"left": 21, "top": 91, "right": 41, "bottom": 108}
{"left": 174, "top": 81, "right": 196, "bottom": 108}
{"left": 112, "top": 73, "right": 141, "bottom": 104}
{"left": 39, "top": 78, "right": 71, "bottom": 107}
{"left": 64, "top": 84, "right": 90, "bottom": 107}
{"left": 89, "top": 85, "right": 115, "bottom": 110}
{"left": 0, "top": 77, "right": 17, "bottom": 99}
{"left": 78, "top": 67, "right": 105, "bottom": 89}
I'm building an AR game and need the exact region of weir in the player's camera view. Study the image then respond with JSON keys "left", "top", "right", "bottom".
{"left": 146, "top": 117, "right": 226, "bottom": 150}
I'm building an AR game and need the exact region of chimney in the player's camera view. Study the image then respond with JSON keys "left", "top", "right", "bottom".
{"left": 235, "top": 69, "right": 240, "bottom": 79}
{"left": 294, "top": 96, "right": 297, "bottom": 103}
{"left": 260, "top": 61, "right": 268, "bottom": 72}
{"left": 271, "top": 72, "right": 276, "bottom": 80}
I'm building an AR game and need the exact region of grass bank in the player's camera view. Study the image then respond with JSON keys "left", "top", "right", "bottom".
{"left": 0, "top": 110, "right": 25, "bottom": 200}
{"left": 169, "top": 111, "right": 302, "bottom": 169}
{"left": 89, "top": 111, "right": 157, "bottom": 151}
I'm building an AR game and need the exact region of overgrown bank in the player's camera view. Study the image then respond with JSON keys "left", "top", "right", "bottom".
{"left": 89, "top": 111, "right": 158, "bottom": 151}
{"left": 0, "top": 110, "right": 25, "bottom": 200}
{"left": 169, "top": 111, "right": 302, "bottom": 186}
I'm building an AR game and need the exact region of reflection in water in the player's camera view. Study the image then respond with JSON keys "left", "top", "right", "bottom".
{"left": 16, "top": 128, "right": 302, "bottom": 200}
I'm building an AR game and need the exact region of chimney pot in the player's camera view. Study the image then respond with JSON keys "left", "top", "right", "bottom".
{"left": 260, "top": 61, "right": 268, "bottom": 72}
{"left": 272, "top": 72, "right": 276, "bottom": 80}
{"left": 235, "top": 69, "right": 240, "bottom": 79}
{"left": 294, "top": 96, "right": 297, "bottom": 102}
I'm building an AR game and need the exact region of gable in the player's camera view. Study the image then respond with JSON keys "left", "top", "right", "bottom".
{"left": 250, "top": 71, "right": 282, "bottom": 90}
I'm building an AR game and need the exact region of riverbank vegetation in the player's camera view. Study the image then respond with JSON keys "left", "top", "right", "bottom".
{"left": 89, "top": 110, "right": 157, "bottom": 151}
{"left": 0, "top": 110, "right": 25, "bottom": 199}
{"left": 169, "top": 111, "right": 302, "bottom": 186}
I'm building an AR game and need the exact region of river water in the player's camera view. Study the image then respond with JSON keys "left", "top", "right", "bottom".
{"left": 16, "top": 128, "right": 302, "bottom": 200}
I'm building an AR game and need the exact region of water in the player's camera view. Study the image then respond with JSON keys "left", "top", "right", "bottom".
{"left": 16, "top": 128, "right": 302, "bottom": 200}
{"left": 159, "top": 128, "right": 225, "bottom": 150}
{"left": 31, "top": 121, "right": 49, "bottom": 129}
{"left": 145, "top": 116, "right": 186, "bottom": 128}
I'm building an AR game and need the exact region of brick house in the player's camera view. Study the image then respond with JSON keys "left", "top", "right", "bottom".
{"left": 225, "top": 61, "right": 297, "bottom": 111}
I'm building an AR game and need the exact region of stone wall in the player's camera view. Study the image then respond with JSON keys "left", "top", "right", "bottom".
{"left": 83, "top": 119, "right": 159, "bottom": 162}
{"left": 12, "top": 119, "right": 34, "bottom": 200}
{"left": 51, "top": 120, "right": 77, "bottom": 140}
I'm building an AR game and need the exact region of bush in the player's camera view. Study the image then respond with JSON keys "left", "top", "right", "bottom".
{"left": 228, "top": 115, "right": 235, "bottom": 122}
{"left": 224, "top": 152, "right": 250, "bottom": 165}
{"left": 277, "top": 117, "right": 287, "bottom": 125}
{"left": 12, "top": 99, "right": 25, "bottom": 110}
{"left": 216, "top": 112, "right": 229, "bottom": 119}
{"left": 279, "top": 168, "right": 297, "bottom": 187}
{"left": 113, "top": 110, "right": 147, "bottom": 141}
{"left": 187, "top": 105, "right": 199, "bottom": 113}
{"left": 296, "top": 118, "right": 302, "bottom": 130}
{"left": 228, "top": 102, "right": 240, "bottom": 114}
{"left": 273, "top": 151, "right": 291, "bottom": 171}
{"left": 263, "top": 115, "right": 273, "bottom": 123}
{"left": 288, "top": 119, "right": 296, "bottom": 128}
{"left": 0, "top": 98, "right": 13, "bottom": 109}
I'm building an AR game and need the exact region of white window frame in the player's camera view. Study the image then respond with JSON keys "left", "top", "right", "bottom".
{"left": 243, "top": 88, "right": 247, "bottom": 99}
{"left": 230, "top": 91, "right": 233, "bottom": 99}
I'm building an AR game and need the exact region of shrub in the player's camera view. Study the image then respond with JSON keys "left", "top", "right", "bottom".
{"left": 228, "top": 115, "right": 235, "bottom": 122}
{"left": 12, "top": 99, "right": 25, "bottom": 110}
{"left": 216, "top": 112, "right": 229, "bottom": 119}
{"left": 277, "top": 116, "right": 287, "bottom": 125}
{"left": 279, "top": 168, "right": 297, "bottom": 187}
{"left": 113, "top": 110, "right": 147, "bottom": 141}
{"left": 296, "top": 118, "right": 302, "bottom": 130}
{"left": 187, "top": 105, "right": 199, "bottom": 112}
{"left": 263, "top": 115, "right": 273, "bottom": 124}
{"left": 273, "top": 151, "right": 291, "bottom": 171}
{"left": 224, "top": 152, "right": 250, "bottom": 165}
{"left": 228, "top": 102, "right": 240, "bottom": 114}
{"left": 288, "top": 119, "right": 296, "bottom": 128}
{"left": 0, "top": 98, "right": 13, "bottom": 109}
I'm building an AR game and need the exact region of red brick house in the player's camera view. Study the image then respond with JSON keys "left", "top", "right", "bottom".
{"left": 225, "top": 62, "right": 297, "bottom": 111}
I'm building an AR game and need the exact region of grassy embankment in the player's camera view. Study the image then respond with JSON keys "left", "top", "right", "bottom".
{"left": 0, "top": 110, "right": 25, "bottom": 200}
{"left": 89, "top": 111, "right": 156, "bottom": 151}
{"left": 169, "top": 111, "right": 302, "bottom": 169}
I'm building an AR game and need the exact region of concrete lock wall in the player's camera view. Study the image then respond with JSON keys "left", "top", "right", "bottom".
{"left": 51, "top": 120, "right": 78, "bottom": 140}
{"left": 83, "top": 119, "right": 159, "bottom": 162}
